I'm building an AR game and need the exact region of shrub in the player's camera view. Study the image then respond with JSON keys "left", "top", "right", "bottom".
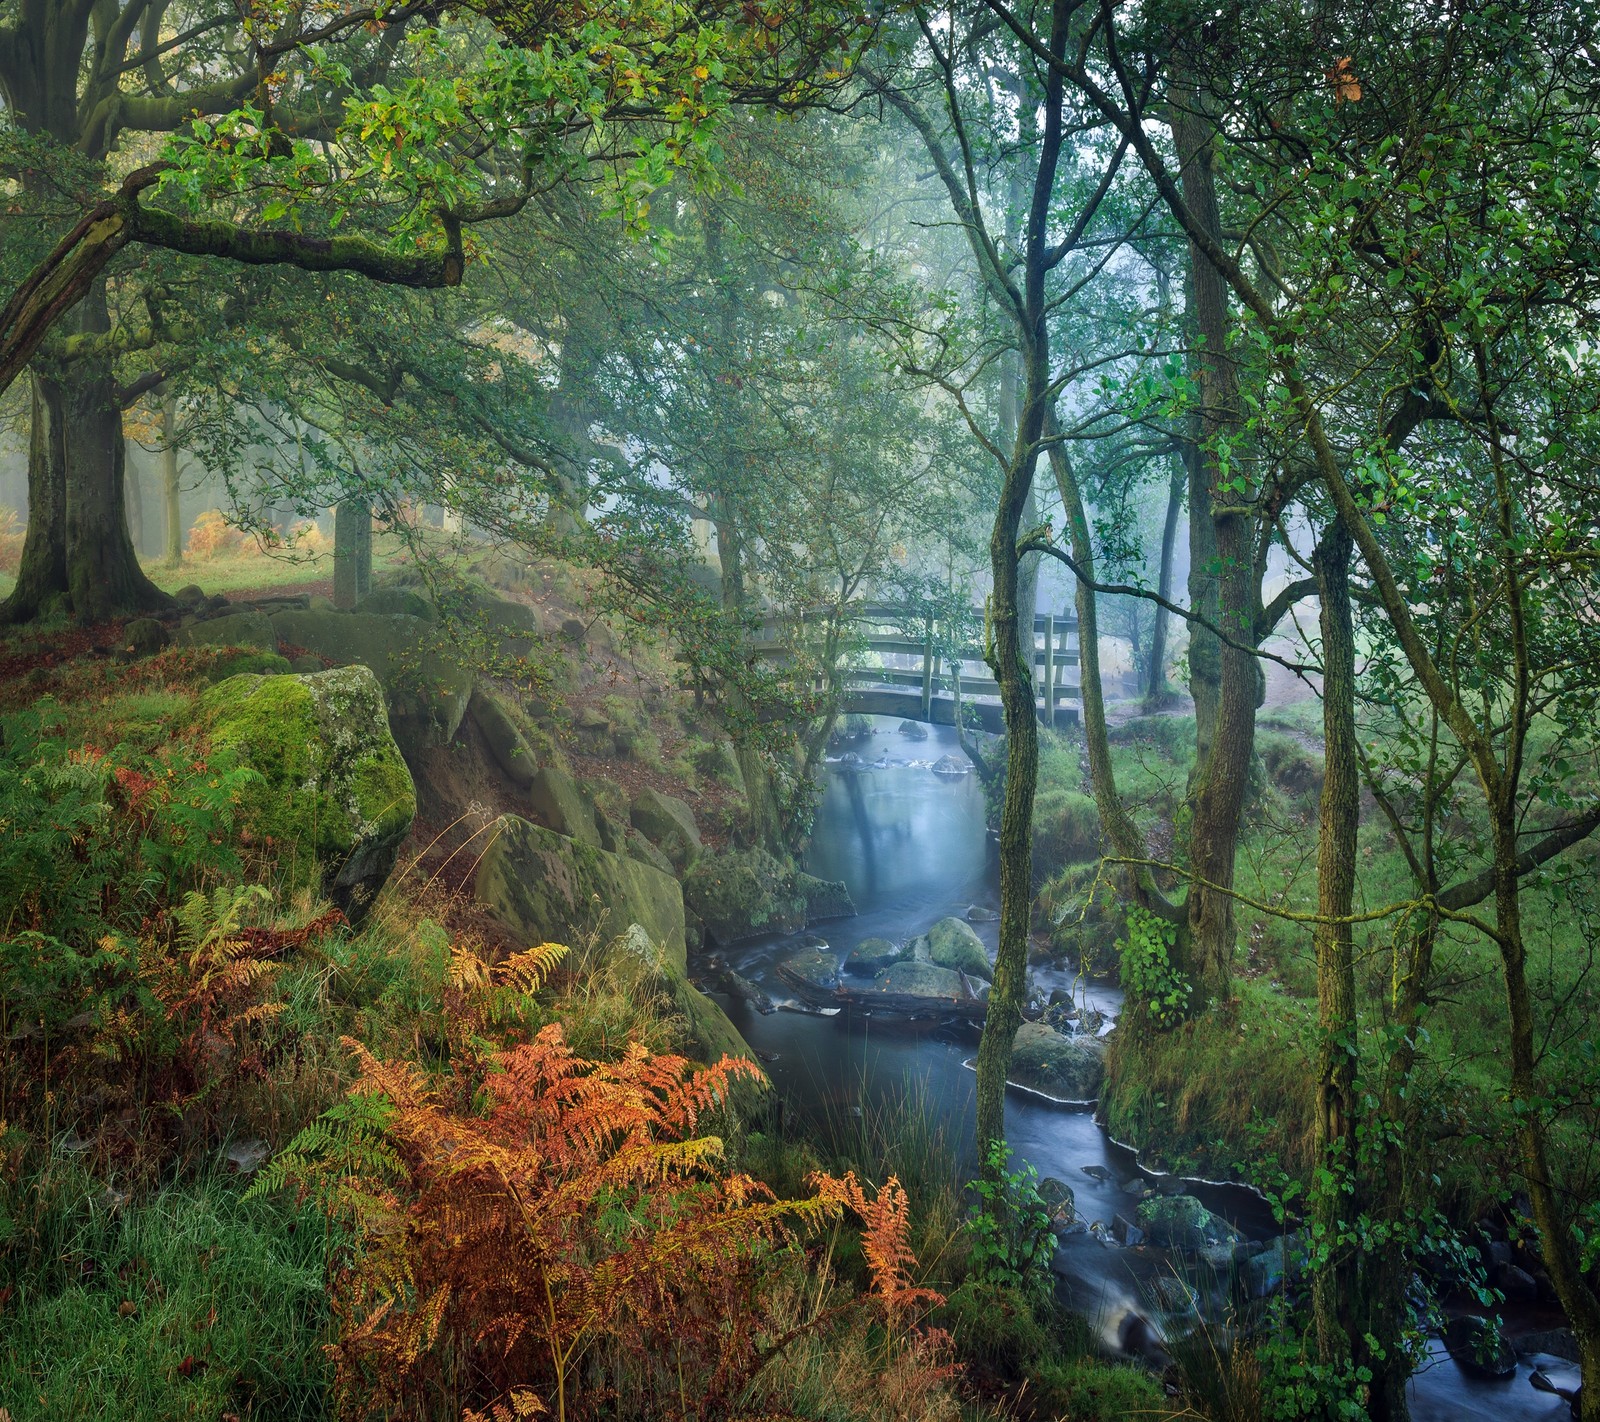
{"left": 185, "top": 508, "right": 247, "bottom": 560}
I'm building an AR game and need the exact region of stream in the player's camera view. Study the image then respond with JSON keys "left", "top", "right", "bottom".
{"left": 697, "top": 716, "right": 1577, "bottom": 1420}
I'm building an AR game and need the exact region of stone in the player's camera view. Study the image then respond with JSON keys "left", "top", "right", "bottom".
{"left": 1135, "top": 1194, "right": 1240, "bottom": 1252}
{"left": 173, "top": 584, "right": 206, "bottom": 606}
{"left": 123, "top": 617, "right": 168, "bottom": 656}
{"left": 201, "top": 666, "right": 416, "bottom": 921}
{"left": 630, "top": 788, "right": 702, "bottom": 872}
{"left": 613, "top": 924, "right": 758, "bottom": 1069}
{"left": 863, "top": 960, "right": 977, "bottom": 1012}
{"left": 174, "top": 609, "right": 278, "bottom": 653}
{"left": 966, "top": 904, "right": 999, "bottom": 922}
{"left": 843, "top": 936, "right": 906, "bottom": 976}
{"left": 1111, "top": 1212, "right": 1143, "bottom": 1246}
{"left": 1518, "top": 1327, "right": 1580, "bottom": 1364}
{"left": 355, "top": 586, "right": 438, "bottom": 620}
{"left": 1038, "top": 1176, "right": 1075, "bottom": 1218}
{"left": 475, "top": 816, "right": 686, "bottom": 966}
{"left": 896, "top": 720, "right": 929, "bottom": 740}
{"left": 1443, "top": 1315, "right": 1517, "bottom": 1381}
{"left": 469, "top": 688, "right": 539, "bottom": 788}
{"left": 722, "top": 970, "right": 775, "bottom": 1015}
{"left": 1010, "top": 1021, "right": 1105, "bottom": 1099}
{"left": 1246, "top": 1237, "right": 1288, "bottom": 1298}
{"left": 931, "top": 753, "right": 968, "bottom": 776}
{"left": 268, "top": 609, "right": 474, "bottom": 755}
{"left": 526, "top": 767, "right": 600, "bottom": 846}
{"left": 206, "top": 650, "right": 292, "bottom": 682}
{"left": 926, "top": 916, "right": 992, "bottom": 981}
{"left": 683, "top": 847, "right": 807, "bottom": 945}
{"left": 776, "top": 945, "right": 841, "bottom": 997}
{"left": 625, "top": 829, "right": 676, "bottom": 876}
{"left": 289, "top": 654, "right": 325, "bottom": 674}
{"left": 561, "top": 617, "right": 587, "bottom": 642}
{"left": 796, "top": 872, "right": 855, "bottom": 923}
{"left": 1494, "top": 1262, "right": 1538, "bottom": 1303}
{"left": 593, "top": 809, "right": 626, "bottom": 856}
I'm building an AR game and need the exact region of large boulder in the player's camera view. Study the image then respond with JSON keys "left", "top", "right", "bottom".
{"left": 613, "top": 925, "right": 758, "bottom": 1069}
{"left": 1443, "top": 1315, "right": 1517, "bottom": 1381}
{"left": 1135, "top": 1194, "right": 1240, "bottom": 1252}
{"left": 630, "top": 788, "right": 702, "bottom": 872}
{"left": 201, "top": 666, "right": 415, "bottom": 921}
{"left": 475, "top": 815, "right": 686, "bottom": 966}
{"left": 863, "top": 961, "right": 980, "bottom": 1015}
{"left": 1010, "top": 1021, "right": 1105, "bottom": 1100}
{"left": 775, "top": 942, "right": 841, "bottom": 997}
{"left": 469, "top": 688, "right": 539, "bottom": 788}
{"left": 683, "top": 847, "right": 806, "bottom": 945}
{"left": 843, "top": 936, "right": 906, "bottom": 976}
{"left": 926, "top": 916, "right": 992, "bottom": 981}
{"left": 268, "top": 609, "right": 474, "bottom": 755}
{"left": 796, "top": 872, "right": 855, "bottom": 923}
{"left": 527, "top": 767, "right": 600, "bottom": 846}
{"left": 354, "top": 586, "right": 437, "bottom": 620}
{"left": 174, "top": 609, "right": 277, "bottom": 653}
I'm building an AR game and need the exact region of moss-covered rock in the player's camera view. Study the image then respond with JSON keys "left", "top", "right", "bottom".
{"left": 526, "top": 767, "right": 599, "bottom": 846}
{"left": 775, "top": 944, "right": 841, "bottom": 997}
{"left": 682, "top": 847, "right": 806, "bottom": 945}
{"left": 630, "top": 788, "right": 701, "bottom": 871}
{"left": 625, "top": 828, "right": 676, "bottom": 876}
{"left": 267, "top": 609, "right": 473, "bottom": 756}
{"left": 475, "top": 815, "right": 686, "bottom": 967}
{"left": 205, "top": 650, "right": 292, "bottom": 682}
{"left": 469, "top": 687, "right": 539, "bottom": 788}
{"left": 843, "top": 936, "right": 906, "bottom": 976}
{"left": 354, "top": 586, "right": 438, "bottom": 620}
{"left": 1010, "top": 1021, "right": 1104, "bottom": 1100}
{"left": 201, "top": 666, "right": 416, "bottom": 921}
{"left": 926, "top": 916, "right": 993, "bottom": 981}
{"left": 864, "top": 961, "right": 977, "bottom": 1013}
{"left": 796, "top": 872, "right": 855, "bottom": 923}
{"left": 612, "top": 925, "right": 758, "bottom": 1069}
{"left": 174, "top": 609, "right": 278, "bottom": 653}
{"left": 1134, "top": 1193, "right": 1239, "bottom": 1251}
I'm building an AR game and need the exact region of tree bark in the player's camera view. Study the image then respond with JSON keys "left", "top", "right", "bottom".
{"left": 333, "top": 499, "right": 371, "bottom": 609}
{"left": 1, "top": 371, "right": 71, "bottom": 622}
{"left": 1310, "top": 519, "right": 1363, "bottom": 1400}
{"left": 161, "top": 392, "right": 183, "bottom": 566}
{"left": 1143, "top": 450, "right": 1185, "bottom": 710}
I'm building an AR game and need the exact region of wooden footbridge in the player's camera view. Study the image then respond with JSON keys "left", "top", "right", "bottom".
{"left": 753, "top": 605, "right": 1079, "bottom": 734}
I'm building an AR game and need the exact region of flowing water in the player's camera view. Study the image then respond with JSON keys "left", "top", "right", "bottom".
{"left": 700, "top": 716, "right": 1577, "bottom": 1420}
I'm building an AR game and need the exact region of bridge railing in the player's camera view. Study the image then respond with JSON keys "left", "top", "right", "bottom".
{"left": 751, "top": 604, "right": 1081, "bottom": 728}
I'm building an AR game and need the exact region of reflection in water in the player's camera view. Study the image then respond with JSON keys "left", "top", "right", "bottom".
{"left": 710, "top": 717, "right": 1569, "bottom": 1421}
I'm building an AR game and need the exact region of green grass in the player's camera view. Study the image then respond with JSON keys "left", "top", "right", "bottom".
{"left": 0, "top": 1170, "right": 335, "bottom": 1421}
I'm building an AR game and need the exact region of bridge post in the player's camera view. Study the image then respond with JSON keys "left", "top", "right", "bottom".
{"left": 1043, "top": 613, "right": 1056, "bottom": 729}
{"left": 921, "top": 610, "right": 934, "bottom": 720}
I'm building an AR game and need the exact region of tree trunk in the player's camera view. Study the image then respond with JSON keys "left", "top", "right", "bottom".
{"left": 1172, "top": 80, "right": 1255, "bottom": 1000}
{"left": 1143, "top": 450, "right": 1185, "bottom": 711}
{"left": 162, "top": 393, "right": 183, "bottom": 567}
{"left": 333, "top": 499, "right": 371, "bottom": 609}
{"left": 1310, "top": 519, "right": 1363, "bottom": 1398}
{"left": 124, "top": 435, "right": 147, "bottom": 557}
{"left": 61, "top": 285, "right": 171, "bottom": 623}
{"left": 0, "top": 370, "right": 70, "bottom": 622}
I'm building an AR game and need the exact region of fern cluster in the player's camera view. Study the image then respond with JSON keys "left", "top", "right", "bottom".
{"left": 261, "top": 1003, "right": 946, "bottom": 1422}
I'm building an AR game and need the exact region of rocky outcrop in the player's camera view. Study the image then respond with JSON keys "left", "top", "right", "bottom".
{"left": 926, "top": 916, "right": 992, "bottom": 981}
{"left": 526, "top": 766, "right": 601, "bottom": 846}
{"left": 468, "top": 687, "right": 539, "bottom": 788}
{"left": 174, "top": 608, "right": 278, "bottom": 653}
{"left": 796, "top": 872, "right": 855, "bottom": 923}
{"left": 776, "top": 941, "right": 841, "bottom": 996}
{"left": 630, "top": 788, "right": 702, "bottom": 872}
{"left": 1135, "top": 1194, "right": 1241, "bottom": 1252}
{"left": 476, "top": 815, "right": 686, "bottom": 965}
{"left": 683, "top": 847, "right": 807, "bottom": 945}
{"left": 1010, "top": 1021, "right": 1104, "bottom": 1100}
{"left": 201, "top": 666, "right": 416, "bottom": 921}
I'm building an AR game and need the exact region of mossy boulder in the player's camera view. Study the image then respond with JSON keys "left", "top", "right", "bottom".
{"left": 1010, "top": 1021, "right": 1104, "bottom": 1100}
{"left": 175, "top": 609, "right": 278, "bottom": 653}
{"left": 630, "top": 788, "right": 702, "bottom": 871}
{"left": 475, "top": 815, "right": 686, "bottom": 967}
{"left": 863, "top": 961, "right": 979, "bottom": 1014}
{"left": 526, "top": 767, "right": 599, "bottom": 846}
{"left": 796, "top": 872, "right": 855, "bottom": 923}
{"left": 926, "top": 916, "right": 993, "bottom": 981}
{"left": 200, "top": 666, "right": 416, "bottom": 921}
{"left": 1135, "top": 1194, "right": 1239, "bottom": 1252}
{"left": 775, "top": 944, "right": 841, "bottom": 997}
{"left": 682, "top": 847, "right": 806, "bottom": 945}
{"left": 612, "top": 925, "right": 758, "bottom": 1070}
{"left": 205, "top": 650, "right": 293, "bottom": 682}
{"left": 469, "top": 687, "right": 539, "bottom": 788}
{"left": 267, "top": 609, "right": 474, "bottom": 756}
{"left": 843, "top": 936, "right": 906, "bottom": 976}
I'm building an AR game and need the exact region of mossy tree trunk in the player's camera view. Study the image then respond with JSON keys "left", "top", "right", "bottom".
{"left": 161, "top": 391, "right": 183, "bottom": 566}
{"left": 0, "top": 370, "right": 70, "bottom": 623}
{"left": 333, "top": 499, "right": 372, "bottom": 609}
